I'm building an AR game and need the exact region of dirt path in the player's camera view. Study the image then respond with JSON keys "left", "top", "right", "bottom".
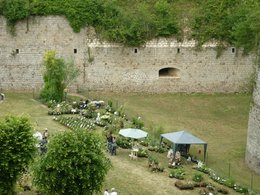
{"left": 108, "top": 153, "right": 194, "bottom": 195}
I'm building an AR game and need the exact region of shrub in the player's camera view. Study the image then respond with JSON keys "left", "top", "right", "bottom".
{"left": 131, "top": 116, "right": 144, "bottom": 129}
{"left": 0, "top": 116, "right": 36, "bottom": 194}
{"left": 137, "top": 148, "right": 148, "bottom": 158}
{"left": 148, "top": 156, "right": 164, "bottom": 172}
{"left": 40, "top": 51, "right": 79, "bottom": 103}
{"left": 116, "top": 136, "right": 131, "bottom": 149}
{"left": 169, "top": 168, "right": 185, "bottom": 180}
{"left": 33, "top": 129, "right": 111, "bottom": 194}
{"left": 192, "top": 173, "right": 204, "bottom": 182}
{"left": 81, "top": 107, "right": 97, "bottom": 119}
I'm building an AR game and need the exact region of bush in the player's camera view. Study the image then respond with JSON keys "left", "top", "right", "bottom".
{"left": 147, "top": 156, "right": 164, "bottom": 172}
{"left": 192, "top": 173, "right": 203, "bottom": 182}
{"left": 33, "top": 129, "right": 111, "bottom": 194}
{"left": 40, "top": 51, "right": 79, "bottom": 103}
{"left": 0, "top": 116, "right": 36, "bottom": 194}
{"left": 116, "top": 136, "right": 131, "bottom": 149}
{"left": 169, "top": 168, "right": 185, "bottom": 180}
{"left": 131, "top": 117, "right": 144, "bottom": 129}
{"left": 137, "top": 148, "right": 148, "bottom": 158}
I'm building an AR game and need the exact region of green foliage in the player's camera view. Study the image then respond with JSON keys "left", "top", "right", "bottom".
{"left": 40, "top": 50, "right": 79, "bottom": 103}
{"left": 0, "top": 0, "right": 179, "bottom": 46}
{"left": 116, "top": 136, "right": 131, "bottom": 149}
{"left": 131, "top": 116, "right": 144, "bottom": 129}
{"left": 192, "top": 173, "right": 203, "bottom": 182}
{"left": 148, "top": 155, "right": 164, "bottom": 172}
{"left": 137, "top": 147, "right": 148, "bottom": 158}
{"left": 232, "top": 1, "right": 260, "bottom": 54}
{"left": 169, "top": 168, "right": 185, "bottom": 179}
{"left": 33, "top": 129, "right": 111, "bottom": 194}
{"left": 54, "top": 116, "right": 95, "bottom": 130}
{"left": 0, "top": 0, "right": 258, "bottom": 51}
{"left": 0, "top": 116, "right": 36, "bottom": 194}
{"left": 192, "top": 0, "right": 260, "bottom": 55}
{"left": 2, "top": 0, "right": 29, "bottom": 25}
{"left": 192, "top": 0, "right": 241, "bottom": 45}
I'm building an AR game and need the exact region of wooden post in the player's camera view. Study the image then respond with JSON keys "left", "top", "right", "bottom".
{"left": 228, "top": 162, "right": 231, "bottom": 178}
{"left": 250, "top": 172, "right": 253, "bottom": 190}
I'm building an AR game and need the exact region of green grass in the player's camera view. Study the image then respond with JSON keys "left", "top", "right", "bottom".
{"left": 1, "top": 92, "right": 259, "bottom": 194}
{"left": 85, "top": 91, "right": 260, "bottom": 192}
{"left": 0, "top": 93, "right": 68, "bottom": 134}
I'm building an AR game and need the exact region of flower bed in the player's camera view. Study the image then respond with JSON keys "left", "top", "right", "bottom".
{"left": 54, "top": 116, "right": 95, "bottom": 130}
{"left": 194, "top": 163, "right": 251, "bottom": 194}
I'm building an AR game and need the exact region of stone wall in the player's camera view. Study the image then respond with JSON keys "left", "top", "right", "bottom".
{"left": 246, "top": 68, "right": 260, "bottom": 173}
{"left": 0, "top": 16, "right": 256, "bottom": 92}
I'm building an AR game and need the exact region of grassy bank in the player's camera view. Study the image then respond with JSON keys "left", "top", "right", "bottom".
{"left": 0, "top": 92, "right": 259, "bottom": 194}
{"left": 85, "top": 91, "right": 260, "bottom": 192}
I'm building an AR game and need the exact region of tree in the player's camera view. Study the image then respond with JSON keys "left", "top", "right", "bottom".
{"left": 40, "top": 50, "right": 79, "bottom": 102}
{"left": 0, "top": 116, "right": 36, "bottom": 194}
{"left": 232, "top": 2, "right": 260, "bottom": 55}
{"left": 33, "top": 129, "right": 111, "bottom": 195}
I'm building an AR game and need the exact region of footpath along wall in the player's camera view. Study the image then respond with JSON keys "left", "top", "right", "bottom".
{"left": 0, "top": 16, "right": 256, "bottom": 92}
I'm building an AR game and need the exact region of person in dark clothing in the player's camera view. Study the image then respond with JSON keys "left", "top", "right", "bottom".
{"left": 111, "top": 137, "right": 117, "bottom": 156}
{"left": 107, "top": 133, "right": 113, "bottom": 153}
{"left": 40, "top": 137, "right": 48, "bottom": 155}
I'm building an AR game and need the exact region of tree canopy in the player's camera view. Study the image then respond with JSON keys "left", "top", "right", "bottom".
{"left": 40, "top": 50, "right": 79, "bottom": 103}
{"left": 0, "top": 116, "right": 36, "bottom": 194}
{"left": 33, "top": 129, "right": 111, "bottom": 194}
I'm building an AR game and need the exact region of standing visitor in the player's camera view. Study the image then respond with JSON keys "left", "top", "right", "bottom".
{"left": 40, "top": 136, "right": 48, "bottom": 155}
{"left": 43, "top": 128, "right": 49, "bottom": 139}
{"left": 104, "top": 189, "right": 109, "bottom": 195}
{"left": 111, "top": 137, "right": 117, "bottom": 156}
{"left": 110, "top": 188, "right": 117, "bottom": 195}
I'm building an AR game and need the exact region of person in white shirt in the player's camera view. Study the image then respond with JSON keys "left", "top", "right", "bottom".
{"left": 110, "top": 188, "right": 117, "bottom": 195}
{"left": 104, "top": 189, "right": 109, "bottom": 195}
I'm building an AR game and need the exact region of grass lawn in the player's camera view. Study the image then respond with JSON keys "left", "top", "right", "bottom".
{"left": 85, "top": 91, "right": 260, "bottom": 193}
{"left": 0, "top": 92, "right": 259, "bottom": 194}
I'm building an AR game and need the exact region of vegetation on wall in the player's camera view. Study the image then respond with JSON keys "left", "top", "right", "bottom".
{"left": 192, "top": 0, "right": 260, "bottom": 54}
{"left": 0, "top": 0, "right": 259, "bottom": 51}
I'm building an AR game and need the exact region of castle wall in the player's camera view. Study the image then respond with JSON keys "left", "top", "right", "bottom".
{"left": 246, "top": 68, "right": 260, "bottom": 173}
{"left": 0, "top": 16, "right": 255, "bottom": 92}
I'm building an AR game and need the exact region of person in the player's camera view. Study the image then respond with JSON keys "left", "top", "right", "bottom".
{"left": 0, "top": 93, "right": 4, "bottom": 101}
{"left": 104, "top": 189, "right": 109, "bottom": 195}
{"left": 110, "top": 188, "right": 117, "bottom": 195}
{"left": 33, "top": 130, "right": 43, "bottom": 152}
{"left": 43, "top": 128, "right": 49, "bottom": 139}
{"left": 107, "top": 132, "right": 113, "bottom": 153}
{"left": 40, "top": 136, "right": 48, "bottom": 155}
{"left": 111, "top": 137, "right": 117, "bottom": 156}
{"left": 175, "top": 151, "right": 181, "bottom": 165}
{"left": 167, "top": 149, "right": 173, "bottom": 159}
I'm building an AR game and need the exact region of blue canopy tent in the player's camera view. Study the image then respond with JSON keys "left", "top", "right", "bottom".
{"left": 160, "top": 130, "right": 208, "bottom": 162}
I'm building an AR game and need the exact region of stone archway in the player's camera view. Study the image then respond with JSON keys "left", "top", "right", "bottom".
{"left": 159, "top": 67, "right": 180, "bottom": 78}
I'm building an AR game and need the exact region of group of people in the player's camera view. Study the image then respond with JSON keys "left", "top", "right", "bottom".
{"left": 33, "top": 128, "right": 49, "bottom": 155}
{"left": 104, "top": 188, "right": 117, "bottom": 195}
{"left": 167, "top": 149, "right": 181, "bottom": 167}
{"left": 79, "top": 99, "right": 89, "bottom": 109}
{"left": 106, "top": 132, "right": 117, "bottom": 156}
